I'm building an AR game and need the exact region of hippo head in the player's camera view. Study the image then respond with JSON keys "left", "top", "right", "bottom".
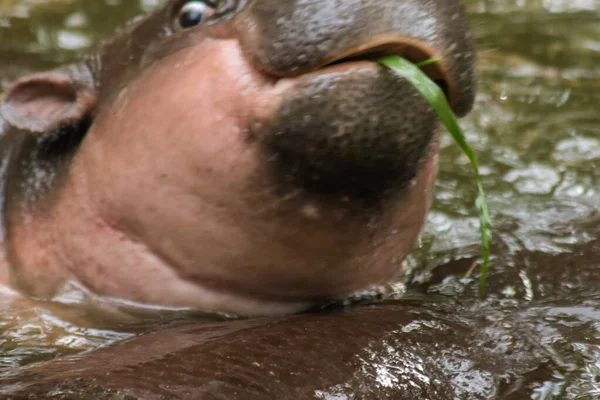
{"left": 0, "top": 0, "right": 475, "bottom": 316}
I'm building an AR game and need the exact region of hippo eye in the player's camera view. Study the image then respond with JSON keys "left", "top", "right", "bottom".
{"left": 177, "top": 1, "right": 216, "bottom": 28}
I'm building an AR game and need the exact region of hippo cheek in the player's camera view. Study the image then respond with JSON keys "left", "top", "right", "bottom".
{"left": 70, "top": 39, "right": 274, "bottom": 257}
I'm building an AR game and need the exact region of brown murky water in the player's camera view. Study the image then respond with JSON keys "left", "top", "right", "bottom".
{"left": 0, "top": 0, "right": 599, "bottom": 399}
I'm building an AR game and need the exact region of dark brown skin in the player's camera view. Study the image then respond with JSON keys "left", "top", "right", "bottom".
{"left": 0, "top": 0, "right": 475, "bottom": 316}
{"left": 0, "top": 298, "right": 548, "bottom": 400}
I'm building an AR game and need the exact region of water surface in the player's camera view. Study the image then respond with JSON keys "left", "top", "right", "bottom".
{"left": 0, "top": 0, "right": 599, "bottom": 398}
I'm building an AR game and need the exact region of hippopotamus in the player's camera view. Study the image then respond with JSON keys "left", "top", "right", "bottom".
{"left": 0, "top": 0, "right": 475, "bottom": 317}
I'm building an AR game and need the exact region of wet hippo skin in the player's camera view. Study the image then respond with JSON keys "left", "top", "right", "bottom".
{"left": 8, "top": 233, "right": 600, "bottom": 400}
{"left": 0, "top": 0, "right": 475, "bottom": 316}
{"left": 0, "top": 297, "right": 553, "bottom": 400}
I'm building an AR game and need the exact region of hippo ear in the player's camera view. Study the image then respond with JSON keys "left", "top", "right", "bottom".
{"left": 0, "top": 67, "right": 96, "bottom": 134}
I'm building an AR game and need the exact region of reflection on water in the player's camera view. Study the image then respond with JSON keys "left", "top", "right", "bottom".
{"left": 0, "top": 0, "right": 599, "bottom": 398}
{"left": 0, "top": 285, "right": 132, "bottom": 378}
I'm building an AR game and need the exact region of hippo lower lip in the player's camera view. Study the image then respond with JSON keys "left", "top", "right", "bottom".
{"left": 254, "top": 39, "right": 449, "bottom": 196}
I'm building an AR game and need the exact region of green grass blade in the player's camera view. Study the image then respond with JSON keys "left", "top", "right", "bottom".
{"left": 377, "top": 55, "right": 492, "bottom": 299}
{"left": 416, "top": 57, "right": 443, "bottom": 67}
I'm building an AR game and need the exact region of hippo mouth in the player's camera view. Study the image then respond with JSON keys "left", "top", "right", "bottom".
{"left": 315, "top": 40, "right": 455, "bottom": 110}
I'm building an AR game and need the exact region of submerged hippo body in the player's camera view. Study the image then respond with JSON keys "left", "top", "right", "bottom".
{"left": 0, "top": 0, "right": 475, "bottom": 316}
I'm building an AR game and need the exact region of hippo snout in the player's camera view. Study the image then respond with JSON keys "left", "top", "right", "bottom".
{"left": 237, "top": 0, "right": 475, "bottom": 195}
{"left": 237, "top": 0, "right": 475, "bottom": 113}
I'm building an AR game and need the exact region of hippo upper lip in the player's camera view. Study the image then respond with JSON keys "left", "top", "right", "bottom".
{"left": 316, "top": 39, "right": 455, "bottom": 108}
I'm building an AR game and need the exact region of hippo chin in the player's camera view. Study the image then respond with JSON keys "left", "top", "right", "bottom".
{"left": 0, "top": 0, "right": 475, "bottom": 317}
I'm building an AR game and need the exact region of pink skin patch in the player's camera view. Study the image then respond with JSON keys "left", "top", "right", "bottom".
{"left": 5, "top": 38, "right": 440, "bottom": 317}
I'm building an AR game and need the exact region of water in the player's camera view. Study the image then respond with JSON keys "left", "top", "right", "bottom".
{"left": 0, "top": 0, "right": 600, "bottom": 398}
